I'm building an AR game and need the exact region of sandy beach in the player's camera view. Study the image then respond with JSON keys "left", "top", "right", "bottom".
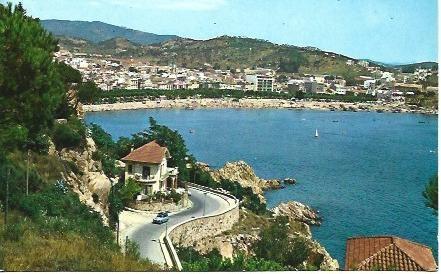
{"left": 82, "top": 98, "right": 437, "bottom": 115}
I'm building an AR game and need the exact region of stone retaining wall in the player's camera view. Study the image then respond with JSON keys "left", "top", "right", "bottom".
{"left": 162, "top": 184, "right": 240, "bottom": 270}
{"left": 169, "top": 204, "right": 239, "bottom": 247}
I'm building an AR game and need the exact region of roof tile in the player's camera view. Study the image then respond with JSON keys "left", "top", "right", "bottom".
{"left": 121, "top": 140, "right": 169, "bottom": 164}
{"left": 345, "top": 236, "right": 437, "bottom": 271}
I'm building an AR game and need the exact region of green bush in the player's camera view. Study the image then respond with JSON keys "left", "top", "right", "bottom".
{"left": 52, "top": 119, "right": 85, "bottom": 150}
{"left": 118, "top": 178, "right": 141, "bottom": 206}
{"left": 3, "top": 222, "right": 26, "bottom": 242}
{"left": 177, "top": 247, "right": 285, "bottom": 271}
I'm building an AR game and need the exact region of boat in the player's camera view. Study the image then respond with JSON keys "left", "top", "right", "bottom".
{"left": 189, "top": 129, "right": 195, "bottom": 133}
{"left": 315, "top": 129, "right": 319, "bottom": 138}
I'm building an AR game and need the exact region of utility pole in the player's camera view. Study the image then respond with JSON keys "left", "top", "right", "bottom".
{"left": 4, "top": 167, "right": 10, "bottom": 227}
{"left": 203, "top": 192, "right": 207, "bottom": 216}
{"left": 125, "top": 236, "right": 129, "bottom": 255}
{"left": 116, "top": 215, "right": 120, "bottom": 246}
{"left": 26, "top": 149, "right": 30, "bottom": 196}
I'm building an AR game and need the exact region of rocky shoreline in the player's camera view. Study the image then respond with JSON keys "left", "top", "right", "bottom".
{"left": 82, "top": 98, "right": 437, "bottom": 115}
{"left": 196, "top": 160, "right": 339, "bottom": 270}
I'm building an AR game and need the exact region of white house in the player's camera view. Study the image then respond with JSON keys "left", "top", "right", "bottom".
{"left": 121, "top": 140, "right": 179, "bottom": 196}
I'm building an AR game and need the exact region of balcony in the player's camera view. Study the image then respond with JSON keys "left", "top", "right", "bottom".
{"left": 134, "top": 173, "right": 157, "bottom": 183}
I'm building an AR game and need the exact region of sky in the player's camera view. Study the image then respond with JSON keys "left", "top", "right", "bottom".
{"left": 2, "top": 0, "right": 438, "bottom": 64}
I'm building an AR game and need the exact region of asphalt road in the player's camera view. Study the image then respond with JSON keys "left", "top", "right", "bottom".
{"left": 127, "top": 187, "right": 229, "bottom": 266}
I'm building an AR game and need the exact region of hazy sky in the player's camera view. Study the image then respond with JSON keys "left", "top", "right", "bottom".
{"left": 2, "top": 0, "right": 438, "bottom": 64}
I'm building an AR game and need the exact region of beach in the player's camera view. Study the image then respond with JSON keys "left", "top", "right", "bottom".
{"left": 82, "top": 98, "right": 437, "bottom": 114}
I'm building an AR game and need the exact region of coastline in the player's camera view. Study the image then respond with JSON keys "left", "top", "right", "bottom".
{"left": 82, "top": 98, "right": 437, "bottom": 115}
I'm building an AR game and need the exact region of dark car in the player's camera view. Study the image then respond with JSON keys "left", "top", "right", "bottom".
{"left": 153, "top": 212, "right": 169, "bottom": 224}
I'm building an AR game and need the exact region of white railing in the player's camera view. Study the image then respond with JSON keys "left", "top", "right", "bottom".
{"left": 161, "top": 183, "right": 239, "bottom": 270}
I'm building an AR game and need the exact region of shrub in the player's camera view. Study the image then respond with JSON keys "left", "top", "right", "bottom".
{"left": 177, "top": 247, "right": 285, "bottom": 271}
{"left": 52, "top": 123, "right": 82, "bottom": 149}
{"left": 169, "top": 189, "right": 182, "bottom": 204}
{"left": 118, "top": 178, "right": 141, "bottom": 206}
{"left": 52, "top": 117, "right": 86, "bottom": 150}
{"left": 3, "top": 222, "right": 26, "bottom": 242}
{"left": 125, "top": 239, "right": 141, "bottom": 260}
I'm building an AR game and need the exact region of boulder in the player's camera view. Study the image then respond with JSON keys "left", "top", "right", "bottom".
{"left": 283, "top": 178, "right": 297, "bottom": 184}
{"left": 272, "top": 201, "right": 321, "bottom": 226}
{"left": 199, "top": 161, "right": 282, "bottom": 203}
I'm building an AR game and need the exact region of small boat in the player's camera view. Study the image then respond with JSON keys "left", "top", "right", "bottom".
{"left": 418, "top": 121, "right": 426, "bottom": 124}
{"left": 315, "top": 129, "right": 319, "bottom": 138}
{"left": 332, "top": 120, "right": 339, "bottom": 123}
{"left": 189, "top": 129, "right": 195, "bottom": 134}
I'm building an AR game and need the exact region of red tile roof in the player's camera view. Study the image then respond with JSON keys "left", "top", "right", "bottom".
{"left": 121, "top": 140, "right": 170, "bottom": 164}
{"left": 345, "top": 236, "right": 437, "bottom": 271}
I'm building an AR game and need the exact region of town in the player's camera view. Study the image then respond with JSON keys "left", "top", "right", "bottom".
{"left": 54, "top": 48, "right": 438, "bottom": 104}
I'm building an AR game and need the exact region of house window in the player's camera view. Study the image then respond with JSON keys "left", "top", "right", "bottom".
{"left": 127, "top": 164, "right": 133, "bottom": 174}
{"left": 142, "top": 166, "right": 150, "bottom": 179}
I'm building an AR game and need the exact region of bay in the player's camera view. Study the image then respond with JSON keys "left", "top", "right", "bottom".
{"left": 85, "top": 108, "right": 438, "bottom": 266}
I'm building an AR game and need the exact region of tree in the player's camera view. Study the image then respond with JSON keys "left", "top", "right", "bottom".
{"left": 0, "top": 3, "right": 64, "bottom": 152}
{"left": 423, "top": 175, "right": 438, "bottom": 213}
{"left": 55, "top": 61, "right": 82, "bottom": 86}
{"left": 278, "top": 50, "right": 307, "bottom": 73}
{"left": 77, "top": 81, "right": 102, "bottom": 106}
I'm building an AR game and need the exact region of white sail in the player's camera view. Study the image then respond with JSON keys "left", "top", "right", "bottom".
{"left": 315, "top": 129, "right": 319, "bottom": 137}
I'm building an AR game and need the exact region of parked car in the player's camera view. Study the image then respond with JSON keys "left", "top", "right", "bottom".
{"left": 153, "top": 212, "right": 169, "bottom": 224}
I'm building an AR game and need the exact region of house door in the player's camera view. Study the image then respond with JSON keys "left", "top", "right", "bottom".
{"left": 142, "top": 166, "right": 150, "bottom": 179}
{"left": 145, "top": 185, "right": 153, "bottom": 195}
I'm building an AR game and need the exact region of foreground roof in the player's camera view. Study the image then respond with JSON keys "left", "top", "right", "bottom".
{"left": 345, "top": 236, "right": 437, "bottom": 271}
{"left": 121, "top": 140, "right": 170, "bottom": 164}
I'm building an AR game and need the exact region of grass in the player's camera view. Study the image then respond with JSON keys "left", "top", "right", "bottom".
{"left": 0, "top": 211, "right": 161, "bottom": 271}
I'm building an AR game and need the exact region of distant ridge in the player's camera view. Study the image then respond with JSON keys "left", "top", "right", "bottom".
{"left": 41, "top": 19, "right": 179, "bottom": 45}
{"left": 45, "top": 19, "right": 437, "bottom": 72}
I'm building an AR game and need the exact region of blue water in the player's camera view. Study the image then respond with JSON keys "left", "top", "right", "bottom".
{"left": 85, "top": 108, "right": 438, "bottom": 266}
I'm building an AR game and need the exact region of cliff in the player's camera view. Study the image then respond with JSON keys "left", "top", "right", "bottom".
{"left": 49, "top": 137, "right": 112, "bottom": 225}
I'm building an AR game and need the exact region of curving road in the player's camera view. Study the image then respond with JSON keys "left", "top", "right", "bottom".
{"left": 122, "top": 187, "right": 231, "bottom": 266}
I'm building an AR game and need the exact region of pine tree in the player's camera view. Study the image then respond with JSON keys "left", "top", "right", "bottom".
{"left": 0, "top": 2, "right": 64, "bottom": 152}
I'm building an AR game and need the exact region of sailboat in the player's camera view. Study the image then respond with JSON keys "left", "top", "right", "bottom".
{"left": 315, "top": 129, "right": 319, "bottom": 138}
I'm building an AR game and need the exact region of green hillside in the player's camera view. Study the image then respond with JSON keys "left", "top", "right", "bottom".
{"left": 58, "top": 35, "right": 373, "bottom": 77}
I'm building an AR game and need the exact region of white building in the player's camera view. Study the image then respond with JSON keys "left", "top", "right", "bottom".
{"left": 245, "top": 74, "right": 274, "bottom": 92}
{"left": 121, "top": 140, "right": 179, "bottom": 196}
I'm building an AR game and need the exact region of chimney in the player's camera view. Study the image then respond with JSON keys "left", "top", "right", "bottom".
{"left": 131, "top": 145, "right": 134, "bottom": 152}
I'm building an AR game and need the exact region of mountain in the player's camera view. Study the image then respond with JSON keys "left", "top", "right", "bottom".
{"left": 393, "top": 62, "right": 438, "bottom": 72}
{"left": 41, "top": 19, "right": 178, "bottom": 45}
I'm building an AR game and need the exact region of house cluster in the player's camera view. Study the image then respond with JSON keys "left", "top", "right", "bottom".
{"left": 54, "top": 48, "right": 438, "bottom": 102}
{"left": 283, "top": 66, "right": 437, "bottom": 101}
{"left": 54, "top": 49, "right": 276, "bottom": 92}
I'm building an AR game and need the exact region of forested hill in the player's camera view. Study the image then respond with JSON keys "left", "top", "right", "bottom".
{"left": 57, "top": 34, "right": 375, "bottom": 77}
{"left": 41, "top": 19, "right": 178, "bottom": 45}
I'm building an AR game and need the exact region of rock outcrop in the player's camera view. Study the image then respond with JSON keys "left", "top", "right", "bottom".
{"left": 52, "top": 137, "right": 112, "bottom": 225}
{"left": 272, "top": 201, "right": 322, "bottom": 226}
{"left": 198, "top": 161, "right": 282, "bottom": 202}
{"left": 304, "top": 237, "right": 340, "bottom": 270}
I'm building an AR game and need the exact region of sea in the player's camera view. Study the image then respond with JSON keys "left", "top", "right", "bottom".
{"left": 85, "top": 108, "right": 438, "bottom": 266}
